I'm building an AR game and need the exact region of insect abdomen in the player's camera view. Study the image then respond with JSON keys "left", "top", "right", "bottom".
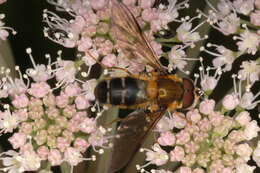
{"left": 94, "top": 77, "right": 141, "bottom": 106}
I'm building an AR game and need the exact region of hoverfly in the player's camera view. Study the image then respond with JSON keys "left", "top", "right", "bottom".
{"left": 92, "top": 0, "right": 197, "bottom": 172}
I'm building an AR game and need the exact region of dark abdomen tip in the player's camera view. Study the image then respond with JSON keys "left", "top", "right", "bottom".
{"left": 94, "top": 81, "right": 107, "bottom": 104}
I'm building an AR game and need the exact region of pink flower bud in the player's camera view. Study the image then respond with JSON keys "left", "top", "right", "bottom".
{"left": 97, "top": 8, "right": 111, "bottom": 20}
{"left": 123, "top": 0, "right": 136, "bottom": 6}
{"left": 140, "top": 0, "right": 155, "bottom": 9}
{"left": 48, "top": 149, "right": 63, "bottom": 166}
{"left": 63, "top": 105, "right": 76, "bottom": 118}
{"left": 170, "top": 146, "right": 184, "bottom": 162}
{"left": 235, "top": 111, "right": 251, "bottom": 126}
{"left": 158, "top": 131, "right": 175, "bottom": 146}
{"left": 74, "top": 138, "right": 90, "bottom": 152}
{"left": 56, "top": 92, "right": 69, "bottom": 108}
{"left": 151, "top": 41, "right": 163, "bottom": 56}
{"left": 185, "top": 141, "right": 199, "bottom": 153}
{"left": 98, "top": 40, "right": 113, "bottom": 56}
{"left": 193, "top": 168, "right": 205, "bottom": 173}
{"left": 178, "top": 166, "right": 191, "bottom": 173}
{"left": 35, "top": 130, "right": 48, "bottom": 145}
{"left": 235, "top": 143, "right": 252, "bottom": 162}
{"left": 15, "top": 108, "right": 28, "bottom": 121}
{"left": 80, "top": 117, "right": 96, "bottom": 133}
{"left": 48, "top": 125, "right": 61, "bottom": 136}
{"left": 97, "top": 22, "right": 110, "bottom": 34}
{"left": 43, "top": 93, "right": 56, "bottom": 107}
{"left": 77, "top": 36, "right": 92, "bottom": 52}
{"left": 20, "top": 122, "right": 32, "bottom": 134}
{"left": 208, "top": 111, "right": 224, "bottom": 127}
{"left": 244, "top": 120, "right": 260, "bottom": 140}
{"left": 142, "top": 8, "right": 158, "bottom": 22}
{"left": 222, "top": 167, "right": 234, "bottom": 173}
{"left": 46, "top": 107, "right": 59, "bottom": 120}
{"left": 0, "top": 29, "right": 9, "bottom": 40}
{"left": 255, "top": 0, "right": 260, "bottom": 9}
{"left": 90, "top": 0, "right": 107, "bottom": 10}
{"left": 176, "top": 130, "right": 190, "bottom": 145}
{"left": 0, "top": 0, "right": 7, "bottom": 4}
{"left": 250, "top": 10, "right": 260, "bottom": 26}
{"left": 28, "top": 82, "right": 51, "bottom": 98}
{"left": 101, "top": 54, "right": 117, "bottom": 67}
{"left": 37, "top": 146, "right": 49, "bottom": 160}
{"left": 20, "top": 143, "right": 33, "bottom": 155}
{"left": 75, "top": 95, "right": 90, "bottom": 110}
{"left": 57, "top": 137, "right": 70, "bottom": 152}
{"left": 12, "top": 94, "right": 29, "bottom": 108}
{"left": 65, "top": 83, "right": 81, "bottom": 97}
{"left": 83, "top": 49, "right": 98, "bottom": 66}
{"left": 8, "top": 132, "right": 27, "bottom": 149}
{"left": 186, "top": 109, "right": 201, "bottom": 123}
{"left": 67, "top": 119, "right": 80, "bottom": 132}
{"left": 199, "top": 99, "right": 215, "bottom": 115}
{"left": 198, "top": 118, "right": 212, "bottom": 132}
{"left": 222, "top": 93, "right": 239, "bottom": 110}
{"left": 253, "top": 141, "right": 260, "bottom": 167}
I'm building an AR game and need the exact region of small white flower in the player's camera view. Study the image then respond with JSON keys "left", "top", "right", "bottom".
{"left": 172, "top": 113, "right": 186, "bottom": 129}
{"left": 218, "top": 13, "right": 240, "bottom": 35}
{"left": 222, "top": 93, "right": 239, "bottom": 110}
{"left": 168, "top": 46, "right": 187, "bottom": 72}
{"left": 217, "top": 0, "right": 232, "bottom": 15}
{"left": 64, "top": 147, "right": 83, "bottom": 166}
{"left": 235, "top": 143, "right": 252, "bottom": 162}
{"left": 239, "top": 92, "right": 257, "bottom": 110}
{"left": 244, "top": 120, "right": 260, "bottom": 140}
{"left": 177, "top": 22, "right": 200, "bottom": 43}
{"left": 20, "top": 151, "right": 41, "bottom": 171}
{"left": 235, "top": 163, "right": 255, "bottom": 173}
{"left": 253, "top": 141, "right": 260, "bottom": 167}
{"left": 233, "top": 0, "right": 254, "bottom": 15}
{"left": 0, "top": 150, "right": 21, "bottom": 173}
{"left": 200, "top": 76, "right": 218, "bottom": 92}
{"left": 238, "top": 60, "right": 260, "bottom": 83}
{"left": 156, "top": 115, "right": 175, "bottom": 132}
{"left": 55, "top": 60, "right": 77, "bottom": 84}
{"left": 211, "top": 45, "right": 235, "bottom": 72}
{"left": 199, "top": 4, "right": 240, "bottom": 36}
{"left": 236, "top": 30, "right": 260, "bottom": 55}
{"left": 145, "top": 144, "right": 169, "bottom": 166}
{"left": 25, "top": 49, "right": 52, "bottom": 82}
{"left": 235, "top": 111, "right": 251, "bottom": 126}
{"left": 0, "top": 110, "right": 20, "bottom": 134}
{"left": 198, "top": 59, "right": 222, "bottom": 92}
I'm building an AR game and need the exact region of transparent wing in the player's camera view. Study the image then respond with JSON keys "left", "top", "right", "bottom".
{"left": 108, "top": 110, "right": 165, "bottom": 173}
{"left": 111, "top": 0, "right": 166, "bottom": 74}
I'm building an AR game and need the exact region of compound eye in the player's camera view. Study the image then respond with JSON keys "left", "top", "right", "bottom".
{"left": 182, "top": 78, "right": 195, "bottom": 109}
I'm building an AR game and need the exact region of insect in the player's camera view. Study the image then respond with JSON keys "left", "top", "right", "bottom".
{"left": 92, "top": 0, "right": 197, "bottom": 172}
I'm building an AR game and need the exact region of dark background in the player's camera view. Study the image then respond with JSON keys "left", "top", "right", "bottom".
{"left": 0, "top": 0, "right": 259, "bottom": 172}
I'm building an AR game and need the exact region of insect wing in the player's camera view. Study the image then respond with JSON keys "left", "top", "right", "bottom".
{"left": 108, "top": 110, "right": 165, "bottom": 173}
{"left": 110, "top": 0, "right": 166, "bottom": 73}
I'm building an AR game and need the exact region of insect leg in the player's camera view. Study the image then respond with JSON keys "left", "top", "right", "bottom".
{"left": 153, "top": 130, "right": 159, "bottom": 144}
{"left": 104, "top": 117, "right": 124, "bottom": 127}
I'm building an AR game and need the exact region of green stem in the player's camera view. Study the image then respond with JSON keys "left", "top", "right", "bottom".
{"left": 155, "top": 36, "right": 179, "bottom": 43}
{"left": 60, "top": 162, "right": 71, "bottom": 173}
